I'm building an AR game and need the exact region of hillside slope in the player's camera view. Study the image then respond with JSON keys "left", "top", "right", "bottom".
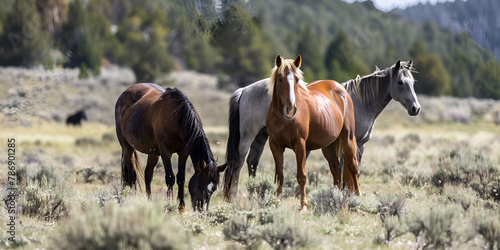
{"left": 397, "top": 0, "right": 500, "bottom": 60}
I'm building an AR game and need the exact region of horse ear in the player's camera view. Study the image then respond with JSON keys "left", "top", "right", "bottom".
{"left": 407, "top": 60, "right": 413, "bottom": 69}
{"left": 217, "top": 163, "right": 228, "bottom": 172}
{"left": 395, "top": 60, "right": 401, "bottom": 70}
{"left": 294, "top": 54, "right": 302, "bottom": 68}
{"left": 275, "top": 55, "right": 282, "bottom": 67}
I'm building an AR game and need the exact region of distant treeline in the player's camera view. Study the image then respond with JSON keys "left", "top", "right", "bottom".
{"left": 0, "top": 0, "right": 499, "bottom": 99}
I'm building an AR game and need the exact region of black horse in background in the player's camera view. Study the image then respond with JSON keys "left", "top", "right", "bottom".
{"left": 66, "top": 110, "right": 87, "bottom": 126}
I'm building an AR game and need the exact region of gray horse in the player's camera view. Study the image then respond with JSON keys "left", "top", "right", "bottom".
{"left": 223, "top": 60, "right": 420, "bottom": 200}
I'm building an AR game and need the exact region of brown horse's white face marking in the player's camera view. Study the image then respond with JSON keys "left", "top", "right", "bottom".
{"left": 274, "top": 55, "right": 302, "bottom": 119}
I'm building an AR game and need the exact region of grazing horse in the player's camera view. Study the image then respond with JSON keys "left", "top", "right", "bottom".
{"left": 223, "top": 60, "right": 419, "bottom": 201}
{"left": 66, "top": 110, "right": 87, "bottom": 126}
{"left": 115, "top": 83, "right": 227, "bottom": 212}
{"left": 266, "top": 55, "right": 359, "bottom": 211}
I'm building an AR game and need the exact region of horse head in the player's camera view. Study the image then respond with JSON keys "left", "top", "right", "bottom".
{"left": 189, "top": 160, "right": 228, "bottom": 211}
{"left": 390, "top": 60, "right": 421, "bottom": 116}
{"left": 270, "top": 55, "right": 303, "bottom": 119}
{"left": 79, "top": 110, "right": 87, "bottom": 120}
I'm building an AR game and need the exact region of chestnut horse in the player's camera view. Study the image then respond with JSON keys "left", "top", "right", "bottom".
{"left": 266, "top": 55, "right": 359, "bottom": 211}
{"left": 115, "top": 83, "right": 227, "bottom": 211}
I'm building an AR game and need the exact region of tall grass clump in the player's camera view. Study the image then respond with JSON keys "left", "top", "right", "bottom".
{"left": 53, "top": 197, "right": 190, "bottom": 250}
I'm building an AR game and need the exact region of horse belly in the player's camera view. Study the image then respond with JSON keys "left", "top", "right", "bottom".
{"left": 306, "top": 126, "right": 340, "bottom": 150}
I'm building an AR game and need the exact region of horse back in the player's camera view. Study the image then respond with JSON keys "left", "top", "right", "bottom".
{"left": 306, "top": 80, "right": 353, "bottom": 112}
{"left": 115, "top": 83, "right": 179, "bottom": 154}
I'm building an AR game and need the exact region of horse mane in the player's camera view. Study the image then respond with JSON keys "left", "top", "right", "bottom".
{"left": 342, "top": 61, "right": 414, "bottom": 107}
{"left": 163, "top": 88, "right": 216, "bottom": 171}
{"left": 268, "top": 58, "right": 304, "bottom": 96}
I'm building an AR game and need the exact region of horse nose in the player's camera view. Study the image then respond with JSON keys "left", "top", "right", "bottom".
{"left": 411, "top": 104, "right": 421, "bottom": 116}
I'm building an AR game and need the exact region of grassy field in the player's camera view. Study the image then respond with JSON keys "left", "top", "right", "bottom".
{"left": 1, "top": 69, "right": 500, "bottom": 249}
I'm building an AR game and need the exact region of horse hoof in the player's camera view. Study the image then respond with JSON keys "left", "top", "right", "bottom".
{"left": 178, "top": 206, "right": 186, "bottom": 213}
{"left": 300, "top": 205, "right": 308, "bottom": 212}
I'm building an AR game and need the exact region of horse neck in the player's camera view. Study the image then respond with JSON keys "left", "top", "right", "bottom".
{"left": 349, "top": 73, "right": 392, "bottom": 117}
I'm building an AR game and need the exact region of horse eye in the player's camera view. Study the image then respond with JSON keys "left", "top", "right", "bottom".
{"left": 279, "top": 78, "right": 282, "bottom": 83}
{"left": 398, "top": 81, "right": 403, "bottom": 85}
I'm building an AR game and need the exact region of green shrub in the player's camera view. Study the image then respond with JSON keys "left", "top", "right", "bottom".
{"left": 246, "top": 174, "right": 279, "bottom": 208}
{"left": 223, "top": 212, "right": 261, "bottom": 248}
{"left": 223, "top": 209, "right": 316, "bottom": 249}
{"left": 431, "top": 147, "right": 499, "bottom": 199}
{"left": 308, "top": 185, "right": 359, "bottom": 216}
{"left": 398, "top": 167, "right": 430, "bottom": 188}
{"left": 31, "top": 165, "right": 59, "bottom": 187}
{"left": 471, "top": 210, "right": 500, "bottom": 250}
{"left": 259, "top": 214, "right": 316, "bottom": 250}
{"left": 376, "top": 193, "right": 406, "bottom": 223}
{"left": 53, "top": 198, "right": 189, "bottom": 250}
{"left": 18, "top": 183, "right": 68, "bottom": 221}
{"left": 444, "top": 186, "right": 477, "bottom": 212}
{"left": 374, "top": 215, "right": 406, "bottom": 245}
{"left": 208, "top": 204, "right": 233, "bottom": 225}
{"left": 75, "top": 137, "right": 101, "bottom": 147}
{"left": 405, "top": 205, "right": 462, "bottom": 249}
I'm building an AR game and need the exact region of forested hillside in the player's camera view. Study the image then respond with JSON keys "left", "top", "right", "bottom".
{"left": 397, "top": 0, "right": 500, "bottom": 61}
{"left": 0, "top": 0, "right": 499, "bottom": 99}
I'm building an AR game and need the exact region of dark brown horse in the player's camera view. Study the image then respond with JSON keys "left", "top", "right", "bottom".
{"left": 266, "top": 55, "right": 359, "bottom": 211}
{"left": 115, "top": 83, "right": 227, "bottom": 212}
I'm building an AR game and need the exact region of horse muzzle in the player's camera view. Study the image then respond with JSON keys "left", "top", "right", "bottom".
{"left": 407, "top": 102, "right": 421, "bottom": 116}
{"left": 284, "top": 105, "right": 297, "bottom": 119}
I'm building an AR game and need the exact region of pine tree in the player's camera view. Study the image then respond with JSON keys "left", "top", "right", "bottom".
{"left": 60, "top": 0, "right": 101, "bottom": 77}
{"left": 211, "top": 4, "right": 271, "bottom": 87}
{"left": 324, "top": 29, "right": 369, "bottom": 82}
{"left": 0, "top": 0, "right": 53, "bottom": 68}
{"left": 296, "top": 25, "right": 325, "bottom": 82}
{"left": 409, "top": 40, "right": 452, "bottom": 96}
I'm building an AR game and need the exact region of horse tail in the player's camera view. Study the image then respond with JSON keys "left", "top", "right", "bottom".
{"left": 226, "top": 88, "right": 243, "bottom": 166}
{"left": 131, "top": 151, "right": 145, "bottom": 192}
{"left": 224, "top": 88, "right": 243, "bottom": 198}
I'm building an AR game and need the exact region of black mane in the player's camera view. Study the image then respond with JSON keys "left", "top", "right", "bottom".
{"left": 163, "top": 88, "right": 216, "bottom": 170}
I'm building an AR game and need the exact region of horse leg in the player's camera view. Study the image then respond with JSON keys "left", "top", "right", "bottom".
{"left": 176, "top": 152, "right": 188, "bottom": 212}
{"left": 246, "top": 127, "right": 268, "bottom": 177}
{"left": 144, "top": 155, "right": 159, "bottom": 198}
{"left": 342, "top": 143, "right": 365, "bottom": 190}
{"left": 340, "top": 128, "right": 360, "bottom": 196}
{"left": 269, "top": 138, "right": 285, "bottom": 196}
{"left": 159, "top": 149, "right": 175, "bottom": 200}
{"left": 223, "top": 134, "right": 253, "bottom": 201}
{"left": 120, "top": 145, "right": 137, "bottom": 188}
{"left": 294, "top": 140, "right": 308, "bottom": 211}
{"left": 322, "top": 141, "right": 342, "bottom": 188}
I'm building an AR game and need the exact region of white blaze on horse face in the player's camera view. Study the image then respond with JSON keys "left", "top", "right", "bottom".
{"left": 287, "top": 72, "right": 296, "bottom": 108}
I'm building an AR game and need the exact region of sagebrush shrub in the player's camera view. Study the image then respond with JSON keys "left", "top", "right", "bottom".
{"left": 223, "top": 212, "right": 261, "bottom": 248}
{"left": 431, "top": 147, "right": 499, "bottom": 199}
{"left": 223, "top": 209, "right": 317, "bottom": 249}
{"left": 246, "top": 174, "right": 279, "bottom": 208}
{"left": 406, "top": 205, "right": 462, "bottom": 249}
{"left": 376, "top": 192, "right": 406, "bottom": 223}
{"left": 53, "top": 198, "right": 189, "bottom": 250}
{"left": 308, "top": 185, "right": 359, "bottom": 215}
{"left": 471, "top": 210, "right": 500, "bottom": 250}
